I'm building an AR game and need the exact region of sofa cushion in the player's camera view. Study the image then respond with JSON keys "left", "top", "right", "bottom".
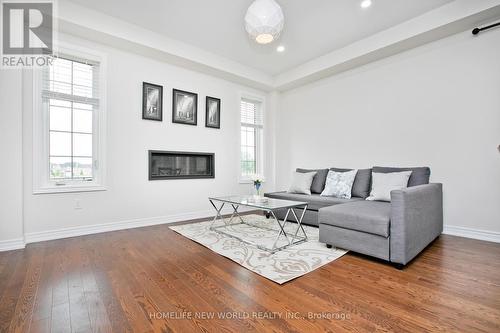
{"left": 319, "top": 201, "right": 391, "bottom": 237}
{"left": 296, "top": 168, "right": 329, "bottom": 194}
{"left": 372, "top": 166, "right": 430, "bottom": 187}
{"left": 331, "top": 168, "right": 372, "bottom": 199}
{"left": 265, "top": 191, "right": 362, "bottom": 211}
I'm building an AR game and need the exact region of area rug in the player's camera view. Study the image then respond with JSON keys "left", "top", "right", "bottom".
{"left": 169, "top": 214, "right": 347, "bottom": 284}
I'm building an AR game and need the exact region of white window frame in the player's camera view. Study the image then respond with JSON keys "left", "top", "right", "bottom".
{"left": 238, "top": 92, "right": 265, "bottom": 184}
{"left": 32, "top": 42, "right": 107, "bottom": 194}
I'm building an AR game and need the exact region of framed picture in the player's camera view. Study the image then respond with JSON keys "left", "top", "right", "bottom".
{"left": 205, "top": 96, "right": 221, "bottom": 129}
{"left": 142, "top": 82, "right": 163, "bottom": 121}
{"left": 172, "top": 89, "right": 198, "bottom": 125}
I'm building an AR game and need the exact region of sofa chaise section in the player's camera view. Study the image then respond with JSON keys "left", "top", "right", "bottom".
{"left": 319, "top": 183, "right": 443, "bottom": 266}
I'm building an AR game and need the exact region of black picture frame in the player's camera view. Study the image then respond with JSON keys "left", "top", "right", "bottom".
{"left": 142, "top": 82, "right": 163, "bottom": 121}
{"left": 205, "top": 96, "right": 221, "bottom": 129}
{"left": 172, "top": 89, "right": 198, "bottom": 125}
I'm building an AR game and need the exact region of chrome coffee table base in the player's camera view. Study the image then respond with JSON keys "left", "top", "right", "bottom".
{"left": 208, "top": 196, "right": 308, "bottom": 254}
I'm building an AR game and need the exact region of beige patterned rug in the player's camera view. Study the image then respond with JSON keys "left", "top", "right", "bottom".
{"left": 169, "top": 214, "right": 347, "bottom": 284}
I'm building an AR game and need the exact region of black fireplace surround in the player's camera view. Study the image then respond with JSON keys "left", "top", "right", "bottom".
{"left": 149, "top": 150, "right": 215, "bottom": 180}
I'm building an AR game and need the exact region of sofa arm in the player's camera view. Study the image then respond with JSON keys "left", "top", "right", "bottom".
{"left": 390, "top": 183, "right": 443, "bottom": 265}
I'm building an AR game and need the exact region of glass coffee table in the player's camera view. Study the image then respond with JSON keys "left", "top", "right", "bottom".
{"left": 208, "top": 195, "right": 308, "bottom": 253}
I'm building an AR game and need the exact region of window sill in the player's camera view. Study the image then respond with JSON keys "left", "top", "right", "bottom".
{"left": 238, "top": 178, "right": 266, "bottom": 185}
{"left": 33, "top": 185, "right": 107, "bottom": 194}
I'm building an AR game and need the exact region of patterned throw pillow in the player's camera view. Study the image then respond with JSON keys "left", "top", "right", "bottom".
{"left": 320, "top": 169, "right": 358, "bottom": 199}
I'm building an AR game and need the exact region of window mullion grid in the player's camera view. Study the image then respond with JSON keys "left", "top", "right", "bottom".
{"left": 44, "top": 55, "right": 99, "bottom": 185}
{"left": 241, "top": 124, "right": 256, "bottom": 176}
{"left": 70, "top": 61, "right": 74, "bottom": 180}
{"left": 240, "top": 100, "right": 262, "bottom": 179}
{"left": 49, "top": 129, "right": 91, "bottom": 135}
{"left": 253, "top": 141, "right": 257, "bottom": 175}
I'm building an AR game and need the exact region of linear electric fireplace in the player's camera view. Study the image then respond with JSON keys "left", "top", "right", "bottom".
{"left": 149, "top": 150, "right": 215, "bottom": 180}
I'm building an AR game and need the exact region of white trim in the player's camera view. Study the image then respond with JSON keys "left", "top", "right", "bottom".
{"left": 3, "top": 219, "right": 498, "bottom": 252}
{"left": 33, "top": 185, "right": 107, "bottom": 194}
{"left": 32, "top": 40, "right": 108, "bottom": 194}
{"left": 0, "top": 238, "right": 26, "bottom": 252}
{"left": 1, "top": 207, "right": 254, "bottom": 251}
{"left": 443, "top": 225, "right": 500, "bottom": 243}
{"left": 24, "top": 210, "right": 214, "bottom": 244}
{"left": 238, "top": 92, "right": 266, "bottom": 184}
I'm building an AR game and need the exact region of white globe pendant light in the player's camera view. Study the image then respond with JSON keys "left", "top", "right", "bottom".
{"left": 245, "top": 0, "right": 284, "bottom": 44}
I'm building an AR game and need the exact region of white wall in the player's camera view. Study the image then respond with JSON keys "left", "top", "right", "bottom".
{"left": 19, "top": 34, "right": 274, "bottom": 239}
{"left": 276, "top": 29, "right": 500, "bottom": 234}
{"left": 2, "top": 23, "right": 499, "bottom": 247}
{"left": 0, "top": 71, "right": 24, "bottom": 248}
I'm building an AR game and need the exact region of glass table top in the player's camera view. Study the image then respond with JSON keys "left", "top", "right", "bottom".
{"left": 209, "top": 195, "right": 307, "bottom": 210}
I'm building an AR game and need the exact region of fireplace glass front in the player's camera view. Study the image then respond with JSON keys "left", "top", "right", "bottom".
{"left": 149, "top": 151, "right": 215, "bottom": 180}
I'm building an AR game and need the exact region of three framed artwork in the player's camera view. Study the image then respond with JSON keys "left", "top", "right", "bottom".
{"left": 142, "top": 82, "right": 221, "bottom": 129}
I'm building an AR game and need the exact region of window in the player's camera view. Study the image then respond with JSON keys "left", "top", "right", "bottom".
{"left": 240, "top": 97, "right": 263, "bottom": 181}
{"left": 33, "top": 48, "right": 106, "bottom": 193}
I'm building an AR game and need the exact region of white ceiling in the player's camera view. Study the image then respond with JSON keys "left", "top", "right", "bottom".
{"left": 68, "top": 0, "right": 454, "bottom": 75}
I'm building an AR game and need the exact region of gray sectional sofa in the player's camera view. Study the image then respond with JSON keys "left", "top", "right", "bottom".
{"left": 264, "top": 166, "right": 443, "bottom": 268}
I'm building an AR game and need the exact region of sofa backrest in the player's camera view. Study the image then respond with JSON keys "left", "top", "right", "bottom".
{"left": 372, "top": 166, "right": 431, "bottom": 187}
{"left": 330, "top": 168, "right": 372, "bottom": 199}
{"left": 295, "top": 166, "right": 430, "bottom": 197}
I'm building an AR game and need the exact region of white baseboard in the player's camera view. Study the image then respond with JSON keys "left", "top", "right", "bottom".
{"left": 1, "top": 218, "right": 497, "bottom": 251}
{"left": 24, "top": 209, "right": 215, "bottom": 245}
{"left": 443, "top": 225, "right": 500, "bottom": 243}
{"left": 0, "top": 238, "right": 26, "bottom": 252}
{"left": 0, "top": 207, "right": 259, "bottom": 252}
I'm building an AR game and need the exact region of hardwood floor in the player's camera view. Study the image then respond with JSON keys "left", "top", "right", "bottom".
{"left": 0, "top": 220, "right": 499, "bottom": 333}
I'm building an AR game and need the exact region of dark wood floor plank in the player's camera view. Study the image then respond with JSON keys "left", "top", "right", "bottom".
{"left": 28, "top": 317, "right": 50, "bottom": 333}
{"left": 0, "top": 251, "right": 23, "bottom": 305}
{"left": 50, "top": 302, "right": 71, "bottom": 333}
{"left": 0, "top": 250, "right": 31, "bottom": 332}
{"left": 130, "top": 228, "right": 263, "bottom": 333}
{"left": 0, "top": 221, "right": 499, "bottom": 333}
{"left": 77, "top": 239, "right": 113, "bottom": 333}
{"left": 30, "top": 242, "right": 56, "bottom": 325}
{"left": 65, "top": 238, "right": 93, "bottom": 333}
{"left": 116, "top": 234, "right": 226, "bottom": 333}
{"left": 49, "top": 239, "right": 73, "bottom": 333}
{"left": 144, "top": 231, "right": 270, "bottom": 322}
{"left": 7, "top": 243, "right": 44, "bottom": 333}
{"left": 82, "top": 234, "right": 134, "bottom": 333}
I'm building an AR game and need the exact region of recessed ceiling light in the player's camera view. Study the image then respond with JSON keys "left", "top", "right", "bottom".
{"left": 277, "top": 45, "right": 285, "bottom": 52}
{"left": 360, "top": 0, "right": 372, "bottom": 9}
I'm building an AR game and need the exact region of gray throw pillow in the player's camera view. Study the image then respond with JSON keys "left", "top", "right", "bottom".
{"left": 296, "top": 168, "right": 329, "bottom": 194}
{"left": 331, "top": 168, "right": 372, "bottom": 198}
{"left": 288, "top": 171, "right": 317, "bottom": 195}
{"left": 372, "top": 166, "right": 430, "bottom": 187}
